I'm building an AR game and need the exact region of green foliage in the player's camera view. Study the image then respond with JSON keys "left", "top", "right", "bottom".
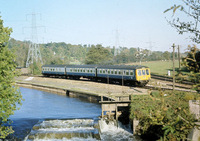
{"left": 29, "top": 62, "right": 42, "bottom": 75}
{"left": 9, "top": 39, "right": 180, "bottom": 67}
{"left": 85, "top": 44, "right": 113, "bottom": 64}
{"left": 165, "top": 0, "right": 200, "bottom": 43}
{"left": 130, "top": 90, "right": 199, "bottom": 140}
{"left": 0, "top": 17, "right": 22, "bottom": 139}
{"left": 182, "top": 45, "right": 200, "bottom": 73}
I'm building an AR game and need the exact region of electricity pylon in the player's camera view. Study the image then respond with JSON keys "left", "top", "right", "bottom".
{"left": 114, "top": 29, "right": 120, "bottom": 56}
{"left": 26, "top": 12, "right": 43, "bottom": 67}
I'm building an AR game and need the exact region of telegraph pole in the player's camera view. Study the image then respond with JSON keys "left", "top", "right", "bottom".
{"left": 178, "top": 45, "right": 181, "bottom": 73}
{"left": 172, "top": 44, "right": 176, "bottom": 91}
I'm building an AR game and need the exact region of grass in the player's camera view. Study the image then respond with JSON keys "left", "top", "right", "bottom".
{"left": 126, "top": 60, "right": 180, "bottom": 76}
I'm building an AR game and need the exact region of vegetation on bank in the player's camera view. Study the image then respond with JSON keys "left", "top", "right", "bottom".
{"left": 130, "top": 90, "right": 200, "bottom": 140}
{"left": 0, "top": 17, "right": 23, "bottom": 139}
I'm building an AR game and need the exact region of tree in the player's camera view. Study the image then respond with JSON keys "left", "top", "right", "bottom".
{"left": 0, "top": 17, "right": 22, "bottom": 138}
{"left": 164, "top": 0, "right": 200, "bottom": 43}
{"left": 162, "top": 51, "right": 170, "bottom": 60}
{"left": 182, "top": 45, "right": 200, "bottom": 72}
{"left": 85, "top": 44, "right": 113, "bottom": 64}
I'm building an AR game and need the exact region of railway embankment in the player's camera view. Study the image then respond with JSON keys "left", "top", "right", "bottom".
{"left": 15, "top": 76, "right": 148, "bottom": 100}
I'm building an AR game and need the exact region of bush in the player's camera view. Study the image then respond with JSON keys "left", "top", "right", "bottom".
{"left": 130, "top": 90, "right": 199, "bottom": 140}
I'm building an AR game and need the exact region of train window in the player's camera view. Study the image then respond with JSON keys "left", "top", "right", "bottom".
{"left": 100, "top": 69, "right": 102, "bottom": 73}
{"left": 90, "top": 69, "right": 92, "bottom": 73}
{"left": 111, "top": 70, "right": 113, "bottom": 74}
{"left": 130, "top": 70, "right": 133, "bottom": 75}
{"left": 126, "top": 70, "right": 129, "bottom": 75}
{"left": 138, "top": 70, "right": 142, "bottom": 76}
{"left": 115, "top": 70, "right": 117, "bottom": 74}
{"left": 142, "top": 70, "right": 145, "bottom": 75}
{"left": 87, "top": 69, "right": 89, "bottom": 73}
{"left": 108, "top": 69, "right": 110, "bottom": 74}
{"left": 103, "top": 69, "right": 105, "bottom": 74}
{"left": 83, "top": 69, "right": 85, "bottom": 72}
{"left": 118, "top": 70, "right": 121, "bottom": 75}
{"left": 146, "top": 69, "right": 149, "bottom": 75}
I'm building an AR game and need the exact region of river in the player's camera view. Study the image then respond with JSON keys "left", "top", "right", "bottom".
{"left": 8, "top": 87, "right": 135, "bottom": 140}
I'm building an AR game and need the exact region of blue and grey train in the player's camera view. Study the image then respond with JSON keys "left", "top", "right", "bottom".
{"left": 42, "top": 64, "right": 151, "bottom": 86}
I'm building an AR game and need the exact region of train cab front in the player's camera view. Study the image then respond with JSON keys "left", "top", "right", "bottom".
{"left": 135, "top": 67, "right": 151, "bottom": 86}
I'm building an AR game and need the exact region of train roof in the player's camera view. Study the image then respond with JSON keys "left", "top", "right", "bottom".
{"left": 42, "top": 64, "right": 98, "bottom": 68}
{"left": 42, "top": 64, "right": 148, "bottom": 69}
{"left": 42, "top": 64, "right": 66, "bottom": 67}
{"left": 96, "top": 65, "right": 148, "bottom": 69}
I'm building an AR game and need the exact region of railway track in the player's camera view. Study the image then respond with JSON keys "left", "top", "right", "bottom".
{"left": 24, "top": 74, "right": 197, "bottom": 93}
{"left": 151, "top": 74, "right": 195, "bottom": 85}
{"left": 149, "top": 74, "right": 197, "bottom": 93}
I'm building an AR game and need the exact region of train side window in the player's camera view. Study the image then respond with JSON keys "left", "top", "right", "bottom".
{"left": 103, "top": 69, "right": 105, "bottom": 74}
{"left": 146, "top": 69, "right": 149, "bottom": 75}
{"left": 100, "top": 69, "right": 102, "bottom": 73}
{"left": 126, "top": 70, "right": 129, "bottom": 75}
{"left": 130, "top": 70, "right": 134, "bottom": 76}
{"left": 108, "top": 69, "right": 110, "bottom": 74}
{"left": 115, "top": 70, "right": 117, "bottom": 74}
{"left": 142, "top": 70, "right": 145, "bottom": 75}
{"left": 138, "top": 70, "right": 142, "bottom": 76}
{"left": 90, "top": 69, "right": 92, "bottom": 73}
{"left": 83, "top": 69, "right": 85, "bottom": 72}
{"left": 87, "top": 69, "right": 89, "bottom": 73}
{"left": 118, "top": 70, "right": 121, "bottom": 75}
{"left": 111, "top": 70, "right": 113, "bottom": 74}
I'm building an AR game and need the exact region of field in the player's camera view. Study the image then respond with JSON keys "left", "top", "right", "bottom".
{"left": 126, "top": 60, "right": 180, "bottom": 76}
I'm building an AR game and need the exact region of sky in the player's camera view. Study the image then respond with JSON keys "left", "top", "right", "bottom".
{"left": 0, "top": 0, "right": 195, "bottom": 52}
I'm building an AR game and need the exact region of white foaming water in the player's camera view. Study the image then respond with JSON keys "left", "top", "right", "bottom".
{"left": 99, "top": 119, "right": 136, "bottom": 141}
{"left": 30, "top": 137, "right": 99, "bottom": 141}
{"left": 25, "top": 119, "right": 136, "bottom": 141}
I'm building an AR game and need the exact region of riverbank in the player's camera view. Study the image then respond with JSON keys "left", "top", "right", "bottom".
{"left": 15, "top": 76, "right": 148, "bottom": 101}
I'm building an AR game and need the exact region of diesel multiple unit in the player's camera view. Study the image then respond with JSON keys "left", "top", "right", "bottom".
{"left": 42, "top": 65, "right": 151, "bottom": 86}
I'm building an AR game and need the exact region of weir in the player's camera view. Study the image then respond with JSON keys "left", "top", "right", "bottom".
{"left": 25, "top": 119, "right": 101, "bottom": 140}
